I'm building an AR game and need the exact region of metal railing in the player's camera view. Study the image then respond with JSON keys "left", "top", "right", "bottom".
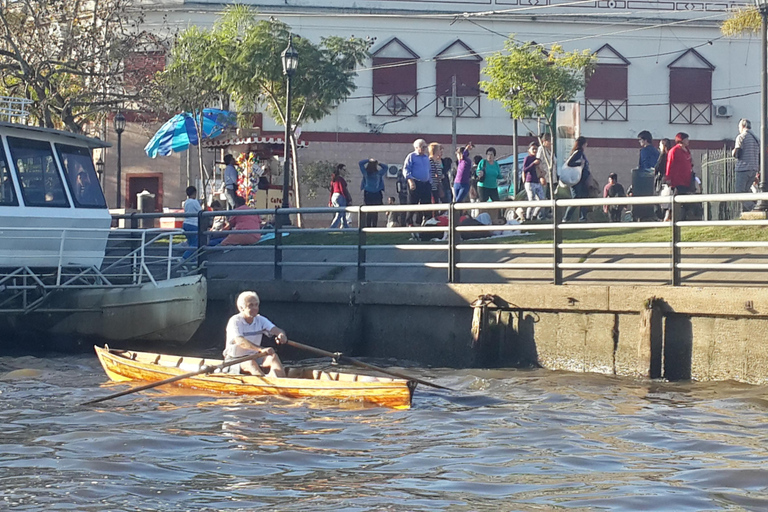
{"left": 110, "top": 191, "right": 768, "bottom": 287}
{"left": 0, "top": 96, "right": 32, "bottom": 123}
{"left": 0, "top": 227, "right": 188, "bottom": 313}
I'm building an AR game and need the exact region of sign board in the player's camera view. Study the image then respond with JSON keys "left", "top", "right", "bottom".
{"left": 555, "top": 102, "right": 580, "bottom": 172}
{"left": 251, "top": 187, "right": 294, "bottom": 210}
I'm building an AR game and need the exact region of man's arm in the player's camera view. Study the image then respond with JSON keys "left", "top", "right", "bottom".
{"left": 231, "top": 336, "right": 275, "bottom": 356}
{"left": 268, "top": 326, "right": 288, "bottom": 345}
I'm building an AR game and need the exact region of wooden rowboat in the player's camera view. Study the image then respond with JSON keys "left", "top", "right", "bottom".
{"left": 94, "top": 346, "right": 416, "bottom": 409}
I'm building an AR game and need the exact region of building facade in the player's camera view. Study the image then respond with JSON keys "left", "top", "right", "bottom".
{"left": 109, "top": 0, "right": 754, "bottom": 208}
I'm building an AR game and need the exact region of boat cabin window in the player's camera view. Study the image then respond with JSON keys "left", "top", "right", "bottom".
{"left": 7, "top": 137, "right": 69, "bottom": 207}
{"left": 0, "top": 145, "right": 18, "bottom": 206}
{"left": 56, "top": 144, "right": 107, "bottom": 209}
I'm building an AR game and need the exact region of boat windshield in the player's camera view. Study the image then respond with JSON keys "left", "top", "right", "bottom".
{"left": 57, "top": 144, "right": 107, "bottom": 209}
{"left": 0, "top": 145, "right": 18, "bottom": 206}
{"left": 6, "top": 137, "right": 69, "bottom": 208}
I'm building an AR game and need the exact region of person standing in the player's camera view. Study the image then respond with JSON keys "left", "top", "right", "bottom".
{"left": 477, "top": 147, "right": 501, "bottom": 202}
{"left": 182, "top": 185, "right": 203, "bottom": 247}
{"left": 655, "top": 138, "right": 672, "bottom": 220}
{"left": 522, "top": 141, "right": 543, "bottom": 220}
{"left": 534, "top": 133, "right": 556, "bottom": 185}
{"left": 359, "top": 158, "right": 387, "bottom": 227}
{"left": 666, "top": 132, "right": 694, "bottom": 220}
{"left": 638, "top": 130, "right": 660, "bottom": 170}
{"left": 402, "top": 139, "right": 432, "bottom": 227}
{"left": 223, "top": 154, "right": 239, "bottom": 209}
{"left": 562, "top": 136, "right": 592, "bottom": 223}
{"left": 329, "top": 164, "right": 352, "bottom": 229}
{"left": 428, "top": 142, "right": 445, "bottom": 207}
{"left": 453, "top": 143, "right": 473, "bottom": 203}
{"left": 733, "top": 118, "right": 760, "bottom": 212}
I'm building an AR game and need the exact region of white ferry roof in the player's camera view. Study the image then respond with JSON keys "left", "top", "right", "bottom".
{"left": 0, "top": 122, "right": 111, "bottom": 149}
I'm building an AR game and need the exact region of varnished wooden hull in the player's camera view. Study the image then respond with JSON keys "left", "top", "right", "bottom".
{"left": 94, "top": 346, "right": 415, "bottom": 409}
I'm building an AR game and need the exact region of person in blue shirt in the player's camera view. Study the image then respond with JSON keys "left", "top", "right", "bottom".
{"left": 359, "top": 158, "right": 387, "bottom": 227}
{"left": 402, "top": 139, "right": 432, "bottom": 227}
{"left": 638, "top": 130, "right": 660, "bottom": 171}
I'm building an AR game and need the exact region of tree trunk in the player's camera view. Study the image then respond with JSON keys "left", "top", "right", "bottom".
{"left": 290, "top": 130, "right": 303, "bottom": 227}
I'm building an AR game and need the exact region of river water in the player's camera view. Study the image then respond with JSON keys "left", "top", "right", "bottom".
{"left": 1, "top": 354, "right": 767, "bottom": 511}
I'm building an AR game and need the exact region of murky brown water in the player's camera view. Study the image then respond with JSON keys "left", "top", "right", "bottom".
{"left": 1, "top": 354, "right": 767, "bottom": 511}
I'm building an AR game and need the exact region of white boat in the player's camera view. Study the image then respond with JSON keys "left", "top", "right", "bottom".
{"left": 0, "top": 99, "right": 206, "bottom": 347}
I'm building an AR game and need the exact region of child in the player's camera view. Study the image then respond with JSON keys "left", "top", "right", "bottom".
{"left": 386, "top": 196, "right": 400, "bottom": 228}
{"left": 182, "top": 186, "right": 203, "bottom": 247}
{"left": 224, "top": 291, "right": 288, "bottom": 377}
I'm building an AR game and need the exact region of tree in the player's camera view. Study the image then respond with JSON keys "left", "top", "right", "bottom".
{"left": 0, "top": 0, "right": 163, "bottom": 133}
{"left": 214, "top": 7, "right": 370, "bottom": 213}
{"left": 300, "top": 160, "right": 338, "bottom": 200}
{"left": 721, "top": 7, "right": 761, "bottom": 36}
{"left": 150, "top": 26, "right": 228, "bottom": 189}
{"left": 480, "top": 39, "right": 597, "bottom": 192}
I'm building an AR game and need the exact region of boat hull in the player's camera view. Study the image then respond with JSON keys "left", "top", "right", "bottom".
{"left": 94, "top": 346, "right": 415, "bottom": 409}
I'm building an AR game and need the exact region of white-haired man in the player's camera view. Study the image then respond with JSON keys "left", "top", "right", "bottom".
{"left": 402, "top": 138, "right": 432, "bottom": 228}
{"left": 224, "top": 291, "right": 288, "bottom": 377}
{"left": 733, "top": 118, "right": 760, "bottom": 211}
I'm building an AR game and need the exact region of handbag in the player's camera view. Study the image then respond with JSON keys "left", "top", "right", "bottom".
{"left": 559, "top": 161, "right": 583, "bottom": 186}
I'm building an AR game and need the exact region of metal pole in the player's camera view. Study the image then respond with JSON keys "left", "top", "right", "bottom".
{"left": 513, "top": 119, "right": 519, "bottom": 197}
{"left": 281, "top": 74, "right": 293, "bottom": 225}
{"left": 758, "top": 8, "right": 768, "bottom": 210}
{"left": 451, "top": 75, "right": 457, "bottom": 151}
{"left": 116, "top": 131, "right": 122, "bottom": 208}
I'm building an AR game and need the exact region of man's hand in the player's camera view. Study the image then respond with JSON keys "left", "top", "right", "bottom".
{"left": 408, "top": 178, "right": 416, "bottom": 191}
{"left": 274, "top": 332, "right": 288, "bottom": 345}
{"left": 261, "top": 347, "right": 276, "bottom": 356}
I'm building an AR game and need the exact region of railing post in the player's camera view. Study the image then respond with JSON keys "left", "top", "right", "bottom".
{"left": 448, "top": 202, "right": 460, "bottom": 283}
{"left": 357, "top": 206, "right": 366, "bottom": 282}
{"left": 671, "top": 194, "right": 681, "bottom": 286}
{"left": 196, "top": 210, "right": 205, "bottom": 273}
{"left": 553, "top": 198, "right": 563, "bottom": 285}
{"left": 130, "top": 212, "right": 138, "bottom": 230}
{"left": 274, "top": 208, "right": 283, "bottom": 280}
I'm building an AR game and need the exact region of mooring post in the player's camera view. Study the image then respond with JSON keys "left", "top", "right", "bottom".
{"left": 357, "top": 208, "right": 366, "bottom": 282}
{"left": 639, "top": 297, "right": 663, "bottom": 378}
{"left": 274, "top": 208, "right": 283, "bottom": 280}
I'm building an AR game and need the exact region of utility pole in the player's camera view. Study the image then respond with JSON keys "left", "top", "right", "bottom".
{"left": 451, "top": 75, "right": 458, "bottom": 150}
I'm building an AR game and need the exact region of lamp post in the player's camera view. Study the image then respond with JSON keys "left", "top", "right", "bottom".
{"left": 114, "top": 111, "right": 126, "bottom": 208}
{"left": 280, "top": 35, "right": 298, "bottom": 225}
{"left": 756, "top": 0, "right": 768, "bottom": 210}
{"left": 96, "top": 156, "right": 105, "bottom": 188}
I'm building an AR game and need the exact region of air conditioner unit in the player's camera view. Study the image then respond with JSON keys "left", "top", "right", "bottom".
{"left": 445, "top": 96, "right": 465, "bottom": 110}
{"left": 715, "top": 104, "right": 733, "bottom": 118}
{"left": 385, "top": 165, "right": 400, "bottom": 179}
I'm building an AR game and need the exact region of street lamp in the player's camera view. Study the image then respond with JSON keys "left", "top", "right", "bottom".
{"left": 114, "top": 111, "right": 126, "bottom": 209}
{"left": 280, "top": 35, "right": 298, "bottom": 225}
{"left": 96, "top": 156, "right": 105, "bottom": 188}
{"left": 755, "top": 0, "right": 768, "bottom": 210}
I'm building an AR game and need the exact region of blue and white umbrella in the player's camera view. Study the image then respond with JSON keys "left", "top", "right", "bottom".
{"left": 144, "top": 108, "right": 237, "bottom": 158}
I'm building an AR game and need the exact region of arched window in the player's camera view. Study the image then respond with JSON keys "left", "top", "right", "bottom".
{"left": 585, "top": 45, "right": 629, "bottom": 122}
{"left": 668, "top": 49, "right": 714, "bottom": 125}
{"left": 371, "top": 38, "right": 419, "bottom": 117}
{"left": 435, "top": 40, "right": 482, "bottom": 118}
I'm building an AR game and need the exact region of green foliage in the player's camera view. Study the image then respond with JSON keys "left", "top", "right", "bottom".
{"left": 721, "top": 7, "right": 762, "bottom": 36}
{"left": 300, "top": 160, "right": 339, "bottom": 199}
{"left": 480, "top": 39, "right": 597, "bottom": 128}
{"left": 217, "top": 8, "right": 371, "bottom": 128}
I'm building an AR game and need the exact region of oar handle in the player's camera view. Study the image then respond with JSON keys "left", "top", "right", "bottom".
{"left": 81, "top": 352, "right": 261, "bottom": 406}
{"left": 286, "top": 340, "right": 453, "bottom": 391}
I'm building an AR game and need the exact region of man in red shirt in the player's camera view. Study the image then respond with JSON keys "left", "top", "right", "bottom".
{"left": 665, "top": 132, "right": 694, "bottom": 220}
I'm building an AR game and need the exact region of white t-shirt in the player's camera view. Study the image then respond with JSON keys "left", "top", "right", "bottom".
{"left": 223, "top": 313, "right": 276, "bottom": 359}
{"left": 183, "top": 198, "right": 203, "bottom": 227}
{"left": 536, "top": 146, "right": 556, "bottom": 180}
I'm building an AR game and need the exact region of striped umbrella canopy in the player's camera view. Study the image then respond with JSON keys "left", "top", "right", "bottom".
{"left": 144, "top": 109, "right": 236, "bottom": 158}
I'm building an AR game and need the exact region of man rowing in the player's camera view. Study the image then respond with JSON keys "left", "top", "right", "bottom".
{"left": 224, "top": 291, "right": 288, "bottom": 377}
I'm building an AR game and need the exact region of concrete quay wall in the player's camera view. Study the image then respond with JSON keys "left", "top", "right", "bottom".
{"left": 202, "top": 280, "right": 768, "bottom": 384}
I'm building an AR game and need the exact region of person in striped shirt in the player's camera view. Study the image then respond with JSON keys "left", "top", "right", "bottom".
{"left": 733, "top": 118, "right": 760, "bottom": 211}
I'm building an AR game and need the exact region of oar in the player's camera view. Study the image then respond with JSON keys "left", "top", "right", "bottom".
{"left": 81, "top": 352, "right": 262, "bottom": 406}
{"left": 286, "top": 340, "right": 453, "bottom": 391}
